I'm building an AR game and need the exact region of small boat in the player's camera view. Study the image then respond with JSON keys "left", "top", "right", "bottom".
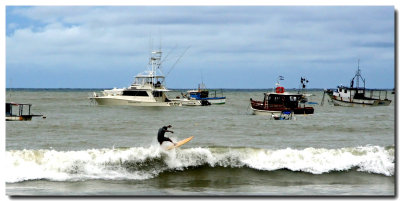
{"left": 271, "top": 110, "right": 295, "bottom": 120}
{"left": 170, "top": 97, "right": 208, "bottom": 106}
{"left": 89, "top": 50, "right": 181, "bottom": 107}
{"left": 186, "top": 83, "right": 226, "bottom": 105}
{"left": 171, "top": 83, "right": 225, "bottom": 106}
{"left": 6, "top": 102, "right": 43, "bottom": 121}
{"left": 323, "top": 61, "right": 391, "bottom": 107}
{"left": 249, "top": 76, "right": 314, "bottom": 115}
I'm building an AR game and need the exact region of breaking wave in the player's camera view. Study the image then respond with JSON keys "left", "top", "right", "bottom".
{"left": 6, "top": 145, "right": 394, "bottom": 183}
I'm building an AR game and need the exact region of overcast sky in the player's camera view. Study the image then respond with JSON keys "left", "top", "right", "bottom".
{"left": 5, "top": 6, "right": 395, "bottom": 89}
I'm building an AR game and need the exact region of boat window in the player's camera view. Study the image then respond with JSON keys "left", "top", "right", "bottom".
{"left": 122, "top": 90, "right": 149, "bottom": 96}
{"left": 344, "top": 89, "right": 347, "bottom": 93}
{"left": 153, "top": 91, "right": 163, "bottom": 97}
{"left": 339, "top": 88, "right": 342, "bottom": 92}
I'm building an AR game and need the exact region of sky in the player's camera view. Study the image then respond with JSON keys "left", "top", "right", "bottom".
{"left": 5, "top": 6, "right": 395, "bottom": 89}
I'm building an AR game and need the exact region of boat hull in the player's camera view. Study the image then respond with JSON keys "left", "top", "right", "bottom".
{"left": 330, "top": 98, "right": 391, "bottom": 107}
{"left": 90, "top": 97, "right": 181, "bottom": 106}
{"left": 250, "top": 106, "right": 314, "bottom": 115}
{"left": 249, "top": 98, "right": 314, "bottom": 115}
{"left": 6, "top": 115, "right": 33, "bottom": 121}
{"left": 170, "top": 99, "right": 202, "bottom": 106}
{"left": 251, "top": 108, "right": 282, "bottom": 116}
{"left": 171, "top": 97, "right": 225, "bottom": 106}
{"left": 207, "top": 98, "right": 226, "bottom": 105}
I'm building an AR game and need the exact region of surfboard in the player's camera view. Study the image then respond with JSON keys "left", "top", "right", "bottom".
{"left": 167, "top": 136, "right": 194, "bottom": 150}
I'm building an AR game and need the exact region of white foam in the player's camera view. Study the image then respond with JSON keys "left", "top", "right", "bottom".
{"left": 6, "top": 145, "right": 162, "bottom": 183}
{"left": 5, "top": 145, "right": 394, "bottom": 183}
{"left": 240, "top": 146, "right": 394, "bottom": 176}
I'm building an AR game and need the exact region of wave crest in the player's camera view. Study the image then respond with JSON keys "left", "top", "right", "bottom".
{"left": 6, "top": 145, "right": 394, "bottom": 183}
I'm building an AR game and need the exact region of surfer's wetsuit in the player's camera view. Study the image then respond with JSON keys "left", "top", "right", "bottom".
{"left": 157, "top": 126, "right": 174, "bottom": 145}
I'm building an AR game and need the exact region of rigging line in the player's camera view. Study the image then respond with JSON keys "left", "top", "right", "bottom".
{"left": 165, "top": 45, "right": 191, "bottom": 77}
{"left": 161, "top": 44, "right": 178, "bottom": 64}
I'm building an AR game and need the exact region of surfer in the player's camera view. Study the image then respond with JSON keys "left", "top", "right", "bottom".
{"left": 157, "top": 125, "right": 177, "bottom": 145}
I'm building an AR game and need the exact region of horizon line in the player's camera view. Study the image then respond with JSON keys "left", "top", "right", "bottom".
{"left": 5, "top": 87, "right": 395, "bottom": 90}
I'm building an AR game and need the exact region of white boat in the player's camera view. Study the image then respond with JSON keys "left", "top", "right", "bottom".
{"left": 324, "top": 61, "right": 391, "bottom": 107}
{"left": 170, "top": 98, "right": 203, "bottom": 106}
{"left": 90, "top": 50, "right": 181, "bottom": 107}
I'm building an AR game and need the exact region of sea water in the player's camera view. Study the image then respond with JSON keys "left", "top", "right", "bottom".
{"left": 5, "top": 89, "right": 395, "bottom": 196}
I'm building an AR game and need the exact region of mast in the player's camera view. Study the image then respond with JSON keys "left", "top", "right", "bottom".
{"left": 352, "top": 59, "right": 365, "bottom": 89}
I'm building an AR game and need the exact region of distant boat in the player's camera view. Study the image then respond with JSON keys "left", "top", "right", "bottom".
{"left": 89, "top": 50, "right": 181, "bottom": 107}
{"left": 6, "top": 102, "right": 43, "bottom": 121}
{"left": 186, "top": 83, "right": 226, "bottom": 105}
{"left": 171, "top": 83, "right": 226, "bottom": 106}
{"left": 249, "top": 76, "right": 314, "bottom": 115}
{"left": 323, "top": 61, "right": 391, "bottom": 107}
{"left": 271, "top": 110, "right": 296, "bottom": 120}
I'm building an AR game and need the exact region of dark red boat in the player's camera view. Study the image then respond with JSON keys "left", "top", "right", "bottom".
{"left": 250, "top": 85, "right": 314, "bottom": 115}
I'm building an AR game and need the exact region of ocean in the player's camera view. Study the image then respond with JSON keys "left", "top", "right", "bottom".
{"left": 5, "top": 89, "right": 395, "bottom": 196}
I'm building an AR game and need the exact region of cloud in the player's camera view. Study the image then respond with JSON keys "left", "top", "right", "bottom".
{"left": 6, "top": 6, "right": 395, "bottom": 88}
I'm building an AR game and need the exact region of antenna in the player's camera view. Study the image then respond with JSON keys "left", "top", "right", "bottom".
{"left": 356, "top": 59, "right": 360, "bottom": 88}
{"left": 201, "top": 70, "right": 204, "bottom": 86}
{"left": 148, "top": 33, "right": 153, "bottom": 64}
{"left": 158, "top": 28, "right": 162, "bottom": 52}
{"left": 8, "top": 78, "right": 12, "bottom": 102}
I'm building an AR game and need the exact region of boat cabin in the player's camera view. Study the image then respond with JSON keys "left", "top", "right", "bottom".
{"left": 334, "top": 86, "right": 366, "bottom": 100}
{"left": 265, "top": 93, "right": 303, "bottom": 109}
{"left": 188, "top": 90, "right": 209, "bottom": 99}
{"left": 121, "top": 89, "right": 169, "bottom": 101}
{"left": 6, "top": 103, "right": 42, "bottom": 121}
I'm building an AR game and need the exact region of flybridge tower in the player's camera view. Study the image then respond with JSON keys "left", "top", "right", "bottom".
{"left": 148, "top": 50, "right": 164, "bottom": 83}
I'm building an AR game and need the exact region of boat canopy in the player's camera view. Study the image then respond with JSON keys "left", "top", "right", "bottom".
{"left": 133, "top": 74, "right": 165, "bottom": 86}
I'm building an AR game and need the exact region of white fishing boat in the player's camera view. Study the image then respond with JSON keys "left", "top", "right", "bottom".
{"left": 323, "top": 61, "right": 391, "bottom": 107}
{"left": 89, "top": 50, "right": 181, "bottom": 106}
